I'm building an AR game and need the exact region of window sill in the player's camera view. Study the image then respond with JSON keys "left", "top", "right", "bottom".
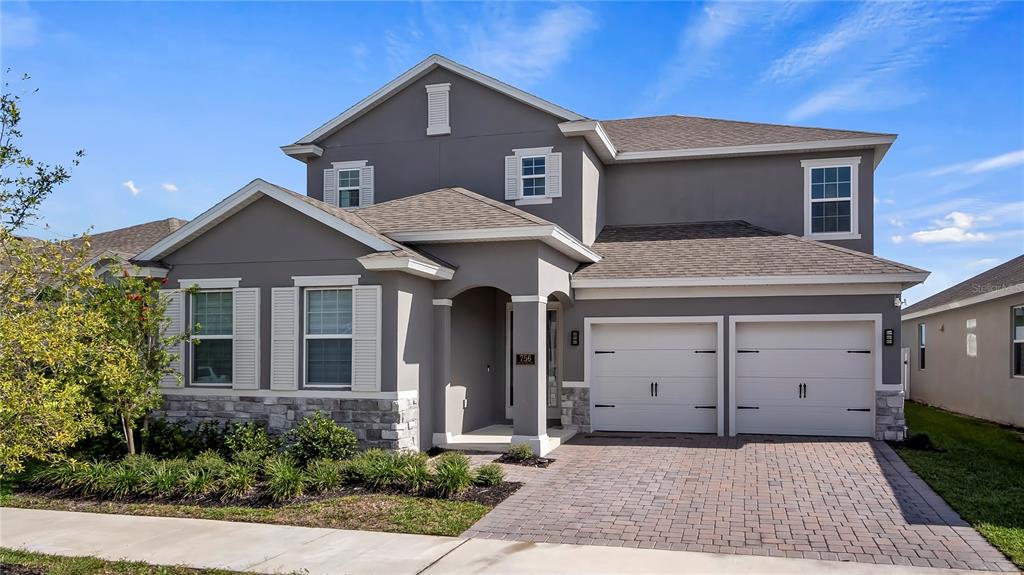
{"left": 802, "top": 232, "right": 862, "bottom": 241}
{"left": 189, "top": 383, "right": 232, "bottom": 388}
{"left": 304, "top": 385, "right": 354, "bottom": 391}
{"left": 515, "top": 196, "right": 553, "bottom": 206}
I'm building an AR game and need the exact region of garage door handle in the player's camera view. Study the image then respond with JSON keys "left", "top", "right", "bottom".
{"left": 847, "top": 350, "right": 872, "bottom": 354}
{"left": 595, "top": 350, "right": 615, "bottom": 354}
{"left": 737, "top": 349, "right": 759, "bottom": 353}
{"left": 694, "top": 350, "right": 716, "bottom": 354}
{"left": 595, "top": 404, "right": 615, "bottom": 408}
{"left": 737, "top": 405, "right": 760, "bottom": 410}
{"left": 847, "top": 408, "right": 871, "bottom": 412}
{"left": 694, "top": 405, "right": 716, "bottom": 409}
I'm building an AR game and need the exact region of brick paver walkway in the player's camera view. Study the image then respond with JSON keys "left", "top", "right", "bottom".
{"left": 466, "top": 433, "right": 1016, "bottom": 572}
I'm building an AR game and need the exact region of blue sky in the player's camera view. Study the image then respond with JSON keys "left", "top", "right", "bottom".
{"left": 2, "top": 1, "right": 1022, "bottom": 304}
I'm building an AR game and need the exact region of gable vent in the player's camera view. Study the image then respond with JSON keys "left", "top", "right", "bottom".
{"left": 426, "top": 83, "right": 451, "bottom": 136}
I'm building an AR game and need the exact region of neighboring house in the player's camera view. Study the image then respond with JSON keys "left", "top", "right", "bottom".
{"left": 901, "top": 255, "right": 1024, "bottom": 428}
{"left": 132, "top": 55, "right": 927, "bottom": 455}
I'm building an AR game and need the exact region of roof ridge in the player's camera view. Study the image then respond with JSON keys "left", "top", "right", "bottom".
{"left": 601, "top": 114, "right": 893, "bottom": 137}
{"left": 779, "top": 233, "right": 927, "bottom": 274}
{"left": 449, "top": 187, "right": 553, "bottom": 226}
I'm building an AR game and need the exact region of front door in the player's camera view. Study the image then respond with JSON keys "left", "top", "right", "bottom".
{"left": 506, "top": 302, "right": 562, "bottom": 420}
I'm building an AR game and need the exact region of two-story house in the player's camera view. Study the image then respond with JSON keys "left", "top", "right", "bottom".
{"left": 139, "top": 55, "right": 928, "bottom": 455}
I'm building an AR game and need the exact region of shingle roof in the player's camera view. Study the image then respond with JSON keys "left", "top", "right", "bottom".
{"left": 599, "top": 115, "right": 892, "bottom": 154}
{"left": 903, "top": 255, "right": 1024, "bottom": 315}
{"left": 573, "top": 221, "right": 925, "bottom": 281}
{"left": 75, "top": 218, "right": 189, "bottom": 260}
{"left": 354, "top": 187, "right": 552, "bottom": 234}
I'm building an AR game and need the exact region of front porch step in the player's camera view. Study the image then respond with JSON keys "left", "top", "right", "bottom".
{"left": 436, "top": 425, "right": 577, "bottom": 454}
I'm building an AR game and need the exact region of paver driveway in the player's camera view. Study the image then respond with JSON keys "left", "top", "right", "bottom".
{"left": 466, "top": 433, "right": 1016, "bottom": 572}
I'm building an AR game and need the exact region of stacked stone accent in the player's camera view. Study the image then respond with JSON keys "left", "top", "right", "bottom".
{"left": 875, "top": 389, "right": 907, "bottom": 441}
{"left": 154, "top": 395, "right": 419, "bottom": 450}
{"left": 560, "top": 387, "right": 591, "bottom": 432}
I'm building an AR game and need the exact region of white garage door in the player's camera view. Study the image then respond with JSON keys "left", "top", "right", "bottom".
{"left": 734, "top": 320, "right": 875, "bottom": 437}
{"left": 591, "top": 322, "right": 718, "bottom": 433}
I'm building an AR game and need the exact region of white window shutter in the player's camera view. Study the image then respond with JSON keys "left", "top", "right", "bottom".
{"left": 351, "top": 285, "right": 381, "bottom": 392}
{"left": 359, "top": 165, "right": 374, "bottom": 207}
{"left": 323, "top": 169, "right": 338, "bottom": 206}
{"left": 270, "top": 287, "right": 299, "bottom": 390}
{"left": 425, "top": 83, "right": 451, "bottom": 136}
{"left": 232, "top": 287, "right": 260, "bottom": 390}
{"left": 504, "top": 155, "right": 520, "bottom": 200}
{"left": 546, "top": 151, "right": 562, "bottom": 198}
{"left": 159, "top": 289, "right": 185, "bottom": 388}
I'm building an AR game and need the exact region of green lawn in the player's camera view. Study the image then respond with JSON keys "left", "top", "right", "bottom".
{"left": 2, "top": 492, "right": 488, "bottom": 537}
{"left": 895, "top": 402, "right": 1024, "bottom": 568}
{"left": 0, "top": 548, "right": 252, "bottom": 575}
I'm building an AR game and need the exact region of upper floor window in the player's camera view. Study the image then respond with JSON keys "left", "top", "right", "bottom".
{"left": 337, "top": 169, "right": 360, "bottom": 208}
{"left": 505, "top": 147, "right": 562, "bottom": 206}
{"left": 1013, "top": 306, "right": 1024, "bottom": 377}
{"left": 801, "top": 157, "right": 861, "bottom": 241}
{"left": 192, "top": 290, "right": 233, "bottom": 385}
{"left": 324, "top": 160, "right": 374, "bottom": 208}
{"left": 521, "top": 156, "right": 546, "bottom": 197}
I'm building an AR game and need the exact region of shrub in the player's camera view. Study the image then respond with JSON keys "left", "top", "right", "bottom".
{"left": 432, "top": 452, "right": 473, "bottom": 497}
{"left": 900, "top": 432, "right": 943, "bottom": 452}
{"left": 285, "top": 412, "right": 358, "bottom": 465}
{"left": 264, "top": 454, "right": 304, "bottom": 502}
{"left": 505, "top": 443, "right": 534, "bottom": 462}
{"left": 181, "top": 468, "right": 219, "bottom": 498}
{"left": 74, "top": 461, "right": 115, "bottom": 497}
{"left": 141, "top": 419, "right": 226, "bottom": 459}
{"left": 231, "top": 449, "right": 266, "bottom": 472}
{"left": 31, "top": 461, "right": 80, "bottom": 491}
{"left": 348, "top": 449, "right": 400, "bottom": 489}
{"left": 141, "top": 459, "right": 187, "bottom": 497}
{"left": 305, "top": 458, "right": 345, "bottom": 494}
{"left": 191, "top": 450, "right": 229, "bottom": 476}
{"left": 397, "top": 452, "right": 433, "bottom": 493}
{"left": 107, "top": 457, "right": 152, "bottom": 498}
{"left": 224, "top": 422, "right": 279, "bottom": 459}
{"left": 220, "top": 463, "right": 257, "bottom": 500}
{"left": 473, "top": 463, "right": 505, "bottom": 487}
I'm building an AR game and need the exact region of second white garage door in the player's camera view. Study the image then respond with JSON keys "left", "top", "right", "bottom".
{"left": 733, "top": 320, "right": 875, "bottom": 437}
{"left": 590, "top": 322, "right": 719, "bottom": 433}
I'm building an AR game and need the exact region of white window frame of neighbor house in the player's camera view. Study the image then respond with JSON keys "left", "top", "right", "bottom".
{"left": 303, "top": 286, "right": 354, "bottom": 389}
{"left": 190, "top": 289, "right": 233, "bottom": 387}
{"left": 1013, "top": 305, "right": 1024, "bottom": 378}
{"left": 801, "top": 157, "right": 861, "bottom": 241}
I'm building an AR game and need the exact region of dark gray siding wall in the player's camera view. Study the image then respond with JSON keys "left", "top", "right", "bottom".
{"left": 564, "top": 295, "right": 900, "bottom": 430}
{"left": 308, "top": 68, "right": 592, "bottom": 242}
{"left": 162, "top": 196, "right": 431, "bottom": 393}
{"left": 603, "top": 149, "right": 876, "bottom": 253}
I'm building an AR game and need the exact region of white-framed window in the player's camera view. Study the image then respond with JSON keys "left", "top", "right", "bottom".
{"left": 304, "top": 287, "right": 353, "bottom": 388}
{"left": 918, "top": 322, "right": 926, "bottom": 370}
{"left": 521, "top": 155, "right": 546, "bottom": 197}
{"left": 1013, "top": 306, "right": 1024, "bottom": 377}
{"left": 337, "top": 168, "right": 360, "bottom": 208}
{"left": 801, "top": 157, "right": 861, "bottom": 240}
{"left": 191, "top": 290, "right": 233, "bottom": 385}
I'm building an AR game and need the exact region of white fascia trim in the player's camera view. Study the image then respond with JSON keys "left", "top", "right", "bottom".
{"left": 558, "top": 120, "right": 617, "bottom": 161}
{"left": 280, "top": 144, "right": 324, "bottom": 161}
{"left": 389, "top": 225, "right": 601, "bottom": 263}
{"left": 614, "top": 136, "right": 896, "bottom": 163}
{"left": 178, "top": 277, "right": 241, "bottom": 289}
{"left": 571, "top": 273, "right": 928, "bottom": 289}
{"left": 292, "top": 275, "right": 361, "bottom": 287}
{"left": 902, "top": 283, "right": 1024, "bottom": 321}
{"left": 357, "top": 254, "right": 456, "bottom": 280}
{"left": 292, "top": 55, "right": 584, "bottom": 145}
{"left": 136, "top": 179, "right": 395, "bottom": 261}
{"left": 800, "top": 156, "right": 863, "bottom": 168}
{"left": 575, "top": 283, "right": 905, "bottom": 300}
{"left": 162, "top": 388, "right": 418, "bottom": 400}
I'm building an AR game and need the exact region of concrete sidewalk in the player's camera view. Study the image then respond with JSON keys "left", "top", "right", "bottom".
{"left": 0, "top": 507, "right": 1003, "bottom": 575}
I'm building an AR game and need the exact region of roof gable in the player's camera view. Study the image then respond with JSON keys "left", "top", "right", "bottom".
{"left": 903, "top": 255, "right": 1024, "bottom": 317}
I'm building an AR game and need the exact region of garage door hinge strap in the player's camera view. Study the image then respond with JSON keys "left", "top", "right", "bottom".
{"left": 594, "top": 350, "right": 615, "bottom": 354}
{"left": 847, "top": 350, "right": 872, "bottom": 354}
{"left": 694, "top": 405, "right": 716, "bottom": 409}
{"left": 737, "top": 349, "right": 760, "bottom": 353}
{"left": 694, "top": 350, "right": 716, "bottom": 354}
{"left": 737, "top": 405, "right": 760, "bottom": 410}
{"left": 846, "top": 408, "right": 871, "bottom": 412}
{"left": 594, "top": 404, "right": 615, "bottom": 408}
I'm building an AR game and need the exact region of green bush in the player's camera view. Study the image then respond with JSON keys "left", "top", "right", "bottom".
{"left": 432, "top": 452, "right": 473, "bottom": 497}
{"left": 397, "top": 452, "right": 433, "bottom": 493}
{"left": 141, "top": 419, "right": 226, "bottom": 459}
{"left": 473, "top": 463, "right": 505, "bottom": 487}
{"left": 181, "top": 468, "right": 218, "bottom": 498}
{"left": 220, "top": 463, "right": 257, "bottom": 500}
{"left": 505, "top": 443, "right": 534, "bottom": 462}
{"left": 224, "top": 422, "right": 279, "bottom": 459}
{"left": 264, "top": 454, "right": 305, "bottom": 502}
{"left": 30, "top": 461, "right": 80, "bottom": 491}
{"left": 285, "top": 412, "right": 358, "bottom": 465}
{"left": 107, "top": 456, "right": 154, "bottom": 498}
{"left": 190, "top": 450, "right": 229, "bottom": 476}
{"left": 348, "top": 449, "right": 400, "bottom": 489}
{"left": 74, "top": 461, "right": 115, "bottom": 497}
{"left": 305, "top": 458, "right": 345, "bottom": 494}
{"left": 231, "top": 449, "right": 266, "bottom": 472}
{"left": 141, "top": 459, "right": 187, "bottom": 497}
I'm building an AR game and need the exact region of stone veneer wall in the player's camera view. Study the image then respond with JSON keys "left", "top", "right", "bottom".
{"left": 875, "top": 389, "right": 907, "bottom": 441}
{"left": 154, "top": 395, "right": 419, "bottom": 451}
{"left": 560, "top": 387, "right": 590, "bottom": 432}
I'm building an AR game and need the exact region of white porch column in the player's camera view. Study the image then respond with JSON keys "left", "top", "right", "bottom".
{"left": 431, "top": 299, "right": 453, "bottom": 446}
{"left": 510, "top": 295, "right": 550, "bottom": 455}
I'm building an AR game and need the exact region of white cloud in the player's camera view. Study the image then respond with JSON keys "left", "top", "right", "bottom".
{"left": 968, "top": 257, "right": 1000, "bottom": 269}
{"left": 122, "top": 180, "right": 140, "bottom": 196}
{"left": 888, "top": 217, "right": 904, "bottom": 228}
{"left": 890, "top": 235, "right": 904, "bottom": 245}
{"left": 463, "top": 4, "right": 597, "bottom": 85}
{"left": 926, "top": 150, "right": 1024, "bottom": 177}
{"left": 909, "top": 211, "right": 993, "bottom": 244}
{"left": 161, "top": 183, "right": 179, "bottom": 192}
{"left": 0, "top": 2, "right": 40, "bottom": 49}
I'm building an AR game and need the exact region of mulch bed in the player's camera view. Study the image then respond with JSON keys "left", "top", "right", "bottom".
{"left": 454, "top": 482, "right": 522, "bottom": 506}
{"left": 0, "top": 564, "right": 44, "bottom": 575}
{"left": 494, "top": 454, "right": 555, "bottom": 468}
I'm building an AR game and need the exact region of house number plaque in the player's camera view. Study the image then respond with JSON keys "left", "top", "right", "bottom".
{"left": 515, "top": 353, "right": 536, "bottom": 366}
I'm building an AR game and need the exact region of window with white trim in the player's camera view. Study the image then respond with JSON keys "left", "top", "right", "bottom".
{"left": 918, "top": 322, "right": 926, "bottom": 370}
{"left": 1013, "top": 306, "right": 1024, "bottom": 377}
{"left": 801, "top": 157, "right": 860, "bottom": 239}
{"left": 192, "top": 291, "right": 233, "bottom": 385}
{"left": 337, "top": 169, "right": 360, "bottom": 208}
{"left": 304, "top": 288, "right": 353, "bottom": 388}
{"left": 521, "top": 156, "right": 546, "bottom": 197}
